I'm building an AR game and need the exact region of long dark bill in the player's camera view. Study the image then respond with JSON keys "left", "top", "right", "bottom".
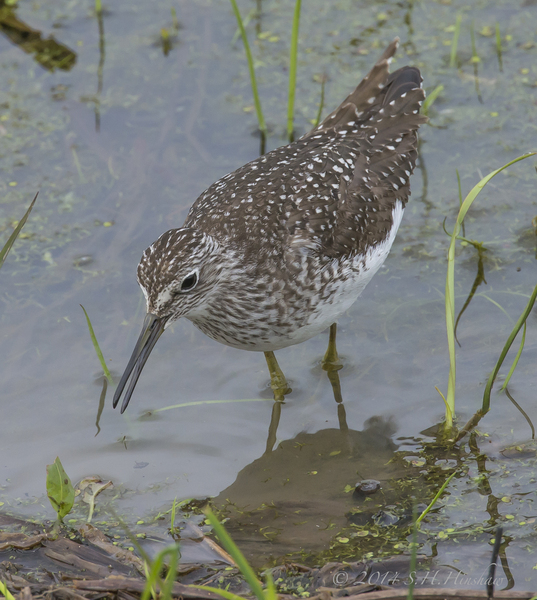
{"left": 112, "top": 313, "right": 167, "bottom": 413}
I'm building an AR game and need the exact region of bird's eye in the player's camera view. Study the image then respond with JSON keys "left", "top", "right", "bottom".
{"left": 180, "top": 272, "right": 198, "bottom": 292}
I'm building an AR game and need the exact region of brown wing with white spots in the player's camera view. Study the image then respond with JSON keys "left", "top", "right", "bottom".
{"left": 184, "top": 40, "right": 426, "bottom": 262}
{"left": 284, "top": 62, "right": 427, "bottom": 259}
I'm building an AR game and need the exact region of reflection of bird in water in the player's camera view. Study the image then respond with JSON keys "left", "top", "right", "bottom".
{"left": 112, "top": 38, "right": 426, "bottom": 413}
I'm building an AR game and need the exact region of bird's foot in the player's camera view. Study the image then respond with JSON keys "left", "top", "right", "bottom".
{"left": 264, "top": 351, "right": 292, "bottom": 402}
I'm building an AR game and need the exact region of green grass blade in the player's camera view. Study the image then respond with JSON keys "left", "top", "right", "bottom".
{"left": 449, "top": 14, "right": 462, "bottom": 68}
{"left": 80, "top": 305, "right": 113, "bottom": 385}
{"left": 444, "top": 153, "right": 535, "bottom": 430}
{"left": 190, "top": 585, "right": 248, "bottom": 600}
{"left": 415, "top": 470, "right": 458, "bottom": 527}
{"left": 287, "top": 0, "right": 302, "bottom": 141}
{"left": 313, "top": 75, "right": 326, "bottom": 128}
{"left": 456, "top": 168, "right": 465, "bottom": 237}
{"left": 500, "top": 322, "right": 526, "bottom": 391}
{"left": 231, "top": 7, "right": 256, "bottom": 45}
{"left": 153, "top": 397, "right": 271, "bottom": 413}
{"left": 0, "top": 192, "right": 38, "bottom": 270}
{"left": 482, "top": 284, "right": 537, "bottom": 413}
{"left": 229, "top": 0, "right": 267, "bottom": 138}
{"left": 477, "top": 293, "right": 513, "bottom": 324}
{"left": 504, "top": 387, "right": 535, "bottom": 439}
{"left": 0, "top": 581, "right": 16, "bottom": 600}
{"left": 204, "top": 508, "right": 266, "bottom": 600}
{"left": 421, "top": 84, "right": 444, "bottom": 116}
{"left": 470, "top": 20, "right": 480, "bottom": 64}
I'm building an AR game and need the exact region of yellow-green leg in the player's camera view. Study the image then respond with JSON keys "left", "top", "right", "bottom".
{"left": 264, "top": 350, "right": 292, "bottom": 402}
{"left": 322, "top": 323, "right": 348, "bottom": 431}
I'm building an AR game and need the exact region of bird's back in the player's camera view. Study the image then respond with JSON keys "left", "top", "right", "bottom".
{"left": 185, "top": 39, "right": 426, "bottom": 265}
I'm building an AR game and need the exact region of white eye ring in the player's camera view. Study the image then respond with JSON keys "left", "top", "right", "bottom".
{"left": 180, "top": 270, "right": 198, "bottom": 292}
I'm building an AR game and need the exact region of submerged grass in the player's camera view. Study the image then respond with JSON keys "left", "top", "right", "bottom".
{"left": 449, "top": 14, "right": 462, "bottom": 68}
{"left": 229, "top": 0, "right": 267, "bottom": 140}
{"left": 0, "top": 192, "right": 38, "bottom": 270}
{"left": 443, "top": 153, "right": 535, "bottom": 434}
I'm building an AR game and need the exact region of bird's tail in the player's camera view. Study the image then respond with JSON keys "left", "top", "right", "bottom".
{"left": 306, "top": 38, "right": 426, "bottom": 137}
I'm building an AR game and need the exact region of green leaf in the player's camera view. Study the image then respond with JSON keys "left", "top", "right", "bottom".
{"left": 80, "top": 305, "right": 113, "bottom": 384}
{"left": 46, "top": 457, "right": 75, "bottom": 521}
{"left": 0, "top": 192, "right": 38, "bottom": 270}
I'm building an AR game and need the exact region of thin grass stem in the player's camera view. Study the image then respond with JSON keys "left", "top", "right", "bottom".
{"left": 80, "top": 305, "right": 113, "bottom": 385}
{"left": 456, "top": 282, "right": 537, "bottom": 442}
{"left": 313, "top": 75, "right": 326, "bottom": 128}
{"left": 153, "top": 397, "right": 270, "bottom": 413}
{"left": 415, "top": 470, "right": 458, "bottom": 527}
{"left": 505, "top": 387, "right": 535, "bottom": 439}
{"left": 0, "top": 192, "right": 38, "bottom": 270}
{"left": 171, "top": 7, "right": 179, "bottom": 31}
{"left": 500, "top": 322, "right": 526, "bottom": 391}
{"left": 231, "top": 7, "right": 256, "bottom": 45}
{"left": 229, "top": 0, "right": 267, "bottom": 139}
{"left": 470, "top": 20, "right": 480, "bottom": 64}
{"left": 204, "top": 508, "right": 266, "bottom": 600}
{"left": 95, "top": 0, "right": 102, "bottom": 15}
{"left": 449, "top": 14, "right": 462, "bottom": 68}
{"left": 456, "top": 169, "right": 465, "bottom": 237}
{"left": 482, "top": 283, "right": 537, "bottom": 413}
{"left": 444, "top": 153, "right": 535, "bottom": 432}
{"left": 421, "top": 84, "right": 444, "bottom": 116}
{"left": 287, "top": 0, "right": 302, "bottom": 141}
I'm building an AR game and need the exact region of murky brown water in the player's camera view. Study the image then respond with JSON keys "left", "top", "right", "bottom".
{"left": 1, "top": 0, "right": 536, "bottom": 591}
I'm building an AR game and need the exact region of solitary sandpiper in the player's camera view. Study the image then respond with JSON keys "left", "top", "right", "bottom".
{"left": 112, "top": 39, "right": 426, "bottom": 413}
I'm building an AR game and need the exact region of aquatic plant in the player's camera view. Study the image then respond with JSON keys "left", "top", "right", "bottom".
{"left": 81, "top": 305, "right": 113, "bottom": 385}
{"left": 442, "top": 153, "right": 535, "bottom": 434}
{"left": 0, "top": 192, "right": 38, "bottom": 270}
{"left": 287, "top": 0, "right": 302, "bottom": 141}
{"left": 229, "top": 0, "right": 267, "bottom": 141}
{"left": 46, "top": 456, "right": 75, "bottom": 523}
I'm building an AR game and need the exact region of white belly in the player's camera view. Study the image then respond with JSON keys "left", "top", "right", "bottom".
{"left": 260, "top": 201, "right": 405, "bottom": 350}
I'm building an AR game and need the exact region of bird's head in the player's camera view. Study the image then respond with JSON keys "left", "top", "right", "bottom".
{"left": 113, "top": 227, "right": 224, "bottom": 413}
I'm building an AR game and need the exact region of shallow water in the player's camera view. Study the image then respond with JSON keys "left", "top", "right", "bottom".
{"left": 0, "top": 0, "right": 536, "bottom": 591}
